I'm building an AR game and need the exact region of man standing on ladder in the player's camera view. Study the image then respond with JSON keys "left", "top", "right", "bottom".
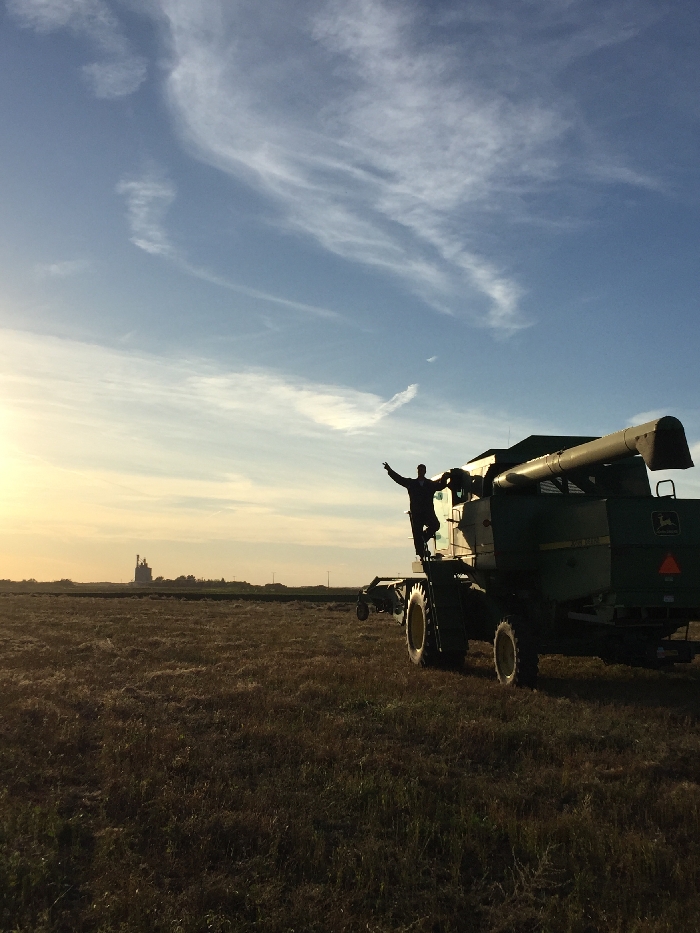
{"left": 383, "top": 462, "right": 450, "bottom": 558}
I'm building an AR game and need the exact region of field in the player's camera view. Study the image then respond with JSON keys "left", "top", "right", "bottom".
{"left": 1, "top": 596, "right": 700, "bottom": 933}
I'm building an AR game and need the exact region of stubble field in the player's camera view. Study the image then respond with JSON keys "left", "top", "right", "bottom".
{"left": 1, "top": 595, "right": 700, "bottom": 933}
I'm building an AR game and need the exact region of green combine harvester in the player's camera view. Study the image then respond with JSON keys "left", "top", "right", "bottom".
{"left": 357, "top": 417, "right": 700, "bottom": 687}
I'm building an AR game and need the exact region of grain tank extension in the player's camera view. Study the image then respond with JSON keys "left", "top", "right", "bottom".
{"left": 357, "top": 417, "right": 700, "bottom": 686}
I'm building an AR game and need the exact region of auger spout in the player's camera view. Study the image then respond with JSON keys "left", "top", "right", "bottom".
{"left": 493, "top": 416, "right": 693, "bottom": 490}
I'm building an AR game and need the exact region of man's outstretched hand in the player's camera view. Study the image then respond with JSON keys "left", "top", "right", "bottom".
{"left": 383, "top": 462, "right": 390, "bottom": 472}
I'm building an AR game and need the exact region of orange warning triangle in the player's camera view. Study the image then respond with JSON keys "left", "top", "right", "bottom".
{"left": 659, "top": 553, "right": 681, "bottom": 574}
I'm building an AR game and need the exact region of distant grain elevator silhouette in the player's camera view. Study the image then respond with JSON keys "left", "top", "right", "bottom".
{"left": 134, "top": 554, "right": 153, "bottom": 583}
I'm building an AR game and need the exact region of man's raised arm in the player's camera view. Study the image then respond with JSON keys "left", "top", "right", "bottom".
{"left": 383, "top": 462, "right": 409, "bottom": 488}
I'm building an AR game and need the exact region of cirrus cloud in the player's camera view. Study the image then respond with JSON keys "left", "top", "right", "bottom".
{"left": 154, "top": 0, "right": 659, "bottom": 333}
{"left": 117, "top": 173, "right": 177, "bottom": 257}
{"left": 35, "top": 259, "right": 90, "bottom": 277}
{"left": 10, "top": 0, "right": 664, "bottom": 334}
{"left": 7, "top": 0, "right": 146, "bottom": 97}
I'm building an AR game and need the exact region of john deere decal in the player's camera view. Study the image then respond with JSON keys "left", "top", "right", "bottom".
{"left": 652, "top": 511, "right": 681, "bottom": 536}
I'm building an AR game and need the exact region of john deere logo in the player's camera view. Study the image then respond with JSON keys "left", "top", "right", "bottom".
{"left": 652, "top": 511, "right": 680, "bottom": 536}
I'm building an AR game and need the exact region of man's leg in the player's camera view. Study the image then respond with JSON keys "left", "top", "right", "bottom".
{"left": 408, "top": 512, "right": 428, "bottom": 560}
{"left": 409, "top": 513, "right": 427, "bottom": 557}
{"left": 423, "top": 514, "right": 440, "bottom": 552}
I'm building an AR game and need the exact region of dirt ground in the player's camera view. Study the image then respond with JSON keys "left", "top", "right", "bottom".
{"left": 1, "top": 595, "right": 700, "bottom": 932}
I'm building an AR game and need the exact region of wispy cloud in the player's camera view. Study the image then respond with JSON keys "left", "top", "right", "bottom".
{"left": 178, "top": 262, "right": 343, "bottom": 321}
{"left": 628, "top": 410, "right": 670, "bottom": 426}
{"left": 0, "top": 328, "right": 416, "bottom": 441}
{"left": 192, "top": 374, "right": 417, "bottom": 433}
{"left": 11, "top": 0, "right": 660, "bottom": 333}
{"left": 35, "top": 259, "right": 90, "bottom": 277}
{"left": 117, "top": 173, "right": 177, "bottom": 257}
{"left": 7, "top": 0, "right": 146, "bottom": 97}
{"left": 0, "top": 329, "right": 533, "bottom": 568}
{"left": 82, "top": 57, "right": 146, "bottom": 99}
{"left": 153, "top": 0, "right": 655, "bottom": 333}
{"left": 0, "top": 331, "right": 521, "bottom": 495}
{"left": 0, "top": 330, "right": 433, "bottom": 572}
{"left": 117, "top": 170, "right": 343, "bottom": 319}
{"left": 159, "top": 0, "right": 537, "bottom": 332}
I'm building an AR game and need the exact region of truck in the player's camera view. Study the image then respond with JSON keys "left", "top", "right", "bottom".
{"left": 356, "top": 417, "right": 700, "bottom": 687}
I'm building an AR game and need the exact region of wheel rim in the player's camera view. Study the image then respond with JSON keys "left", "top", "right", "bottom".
{"left": 408, "top": 602, "right": 425, "bottom": 652}
{"left": 495, "top": 630, "right": 516, "bottom": 680}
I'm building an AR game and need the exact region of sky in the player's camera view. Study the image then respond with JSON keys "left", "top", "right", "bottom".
{"left": 1, "top": 0, "right": 699, "bottom": 585}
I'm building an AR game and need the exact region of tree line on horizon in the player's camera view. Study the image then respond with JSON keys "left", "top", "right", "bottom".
{"left": 0, "top": 577, "right": 353, "bottom": 591}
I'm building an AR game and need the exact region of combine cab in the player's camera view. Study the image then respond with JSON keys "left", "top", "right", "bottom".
{"left": 357, "top": 417, "right": 700, "bottom": 686}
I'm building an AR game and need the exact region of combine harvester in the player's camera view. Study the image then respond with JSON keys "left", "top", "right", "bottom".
{"left": 357, "top": 417, "right": 700, "bottom": 687}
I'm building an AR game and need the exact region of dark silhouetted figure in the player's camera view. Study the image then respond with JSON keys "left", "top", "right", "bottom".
{"left": 383, "top": 462, "right": 450, "bottom": 558}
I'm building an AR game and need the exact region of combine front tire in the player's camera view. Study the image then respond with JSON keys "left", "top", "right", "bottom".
{"left": 405, "top": 584, "right": 437, "bottom": 667}
{"left": 493, "top": 616, "right": 538, "bottom": 688}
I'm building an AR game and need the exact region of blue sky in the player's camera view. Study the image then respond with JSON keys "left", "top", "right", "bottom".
{"left": 1, "top": 0, "right": 699, "bottom": 583}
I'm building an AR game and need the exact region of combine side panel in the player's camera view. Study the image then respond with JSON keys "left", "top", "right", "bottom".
{"left": 489, "top": 497, "right": 554, "bottom": 574}
{"left": 456, "top": 496, "right": 587, "bottom": 575}
{"left": 536, "top": 496, "right": 700, "bottom": 611}
{"left": 538, "top": 499, "right": 611, "bottom": 602}
{"left": 607, "top": 498, "right": 700, "bottom": 608}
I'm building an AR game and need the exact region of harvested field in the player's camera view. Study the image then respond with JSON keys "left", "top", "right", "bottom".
{"left": 1, "top": 595, "right": 700, "bottom": 932}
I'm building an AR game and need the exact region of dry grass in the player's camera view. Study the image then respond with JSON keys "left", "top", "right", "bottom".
{"left": 1, "top": 596, "right": 700, "bottom": 932}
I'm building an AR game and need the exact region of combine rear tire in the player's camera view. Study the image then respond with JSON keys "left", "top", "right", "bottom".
{"left": 356, "top": 600, "right": 370, "bottom": 621}
{"left": 493, "top": 616, "right": 538, "bottom": 688}
{"left": 405, "top": 584, "right": 437, "bottom": 667}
